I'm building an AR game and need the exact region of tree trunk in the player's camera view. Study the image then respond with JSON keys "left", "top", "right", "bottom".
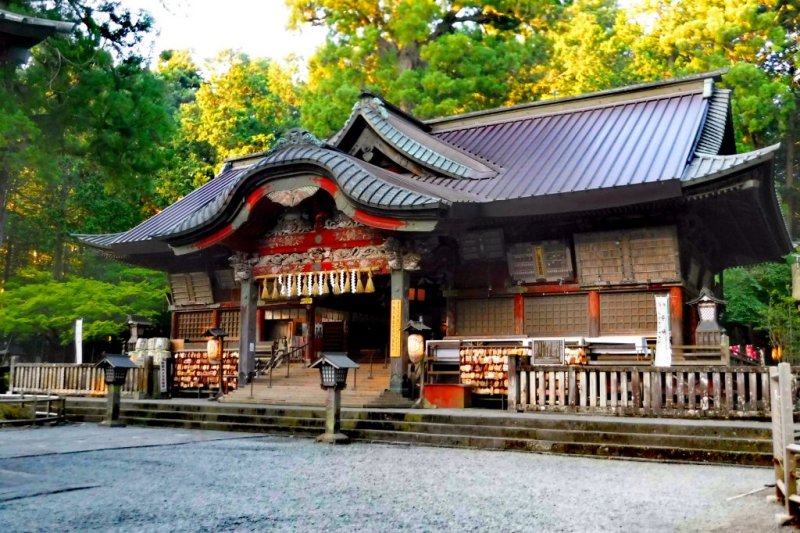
{"left": 0, "top": 164, "right": 10, "bottom": 274}
{"left": 52, "top": 180, "right": 71, "bottom": 280}
{"left": 786, "top": 111, "right": 796, "bottom": 239}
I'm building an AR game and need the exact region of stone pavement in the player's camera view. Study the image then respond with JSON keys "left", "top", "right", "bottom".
{"left": 0, "top": 424, "right": 792, "bottom": 532}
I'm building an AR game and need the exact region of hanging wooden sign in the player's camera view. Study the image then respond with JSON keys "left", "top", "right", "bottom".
{"left": 507, "top": 240, "right": 573, "bottom": 283}
{"left": 390, "top": 299, "right": 403, "bottom": 358}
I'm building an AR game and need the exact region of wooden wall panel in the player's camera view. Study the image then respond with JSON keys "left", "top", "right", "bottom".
{"left": 524, "top": 294, "right": 589, "bottom": 336}
{"left": 599, "top": 292, "right": 665, "bottom": 334}
{"left": 575, "top": 226, "right": 680, "bottom": 286}
{"left": 455, "top": 298, "right": 514, "bottom": 336}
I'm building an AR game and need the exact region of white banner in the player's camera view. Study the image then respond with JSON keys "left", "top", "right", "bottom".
{"left": 654, "top": 295, "right": 671, "bottom": 367}
{"left": 75, "top": 318, "right": 83, "bottom": 364}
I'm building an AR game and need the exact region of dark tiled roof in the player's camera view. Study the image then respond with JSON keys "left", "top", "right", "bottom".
{"left": 78, "top": 73, "right": 788, "bottom": 256}
{"left": 428, "top": 92, "right": 707, "bottom": 201}
{"left": 110, "top": 166, "right": 248, "bottom": 245}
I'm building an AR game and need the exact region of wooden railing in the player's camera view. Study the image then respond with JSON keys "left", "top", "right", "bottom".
{"left": 0, "top": 394, "right": 66, "bottom": 426}
{"left": 770, "top": 363, "right": 800, "bottom": 523}
{"left": 508, "top": 358, "right": 781, "bottom": 417}
{"left": 10, "top": 363, "right": 146, "bottom": 397}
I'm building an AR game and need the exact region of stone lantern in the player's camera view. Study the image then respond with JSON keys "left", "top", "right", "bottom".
{"left": 687, "top": 287, "right": 725, "bottom": 346}
{"left": 96, "top": 354, "right": 137, "bottom": 427}
{"left": 310, "top": 352, "right": 359, "bottom": 444}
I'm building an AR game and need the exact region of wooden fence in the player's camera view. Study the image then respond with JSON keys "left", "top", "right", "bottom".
{"left": 508, "top": 359, "right": 783, "bottom": 417}
{"left": 9, "top": 363, "right": 146, "bottom": 397}
{"left": 770, "top": 363, "right": 800, "bottom": 524}
{"left": 0, "top": 394, "right": 66, "bottom": 426}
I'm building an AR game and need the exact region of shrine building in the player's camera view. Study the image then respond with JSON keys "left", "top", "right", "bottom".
{"left": 78, "top": 72, "right": 792, "bottom": 398}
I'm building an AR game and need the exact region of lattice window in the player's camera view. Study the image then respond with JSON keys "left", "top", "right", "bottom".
{"left": 524, "top": 294, "right": 588, "bottom": 336}
{"left": 175, "top": 311, "right": 214, "bottom": 340}
{"left": 219, "top": 310, "right": 241, "bottom": 340}
{"left": 600, "top": 292, "right": 664, "bottom": 334}
{"left": 455, "top": 298, "right": 514, "bottom": 336}
{"left": 628, "top": 228, "right": 680, "bottom": 282}
{"left": 575, "top": 226, "right": 679, "bottom": 286}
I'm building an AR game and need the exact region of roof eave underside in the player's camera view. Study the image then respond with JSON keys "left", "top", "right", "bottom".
{"left": 681, "top": 149, "right": 792, "bottom": 265}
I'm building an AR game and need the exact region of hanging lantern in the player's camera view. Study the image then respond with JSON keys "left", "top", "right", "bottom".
{"left": 365, "top": 270, "right": 375, "bottom": 293}
{"left": 408, "top": 333, "right": 425, "bottom": 364}
{"left": 405, "top": 318, "right": 432, "bottom": 365}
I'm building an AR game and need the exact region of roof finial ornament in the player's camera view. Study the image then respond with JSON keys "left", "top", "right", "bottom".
{"left": 267, "top": 128, "right": 325, "bottom": 155}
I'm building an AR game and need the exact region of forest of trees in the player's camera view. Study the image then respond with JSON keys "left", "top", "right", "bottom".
{"left": 0, "top": 0, "right": 798, "bottom": 359}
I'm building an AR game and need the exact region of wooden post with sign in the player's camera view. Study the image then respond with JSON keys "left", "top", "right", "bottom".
{"left": 389, "top": 269, "right": 409, "bottom": 393}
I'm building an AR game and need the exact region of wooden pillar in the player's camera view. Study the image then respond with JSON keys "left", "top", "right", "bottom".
{"left": 343, "top": 318, "right": 350, "bottom": 353}
{"left": 256, "top": 308, "right": 264, "bottom": 343}
{"left": 670, "top": 286, "right": 684, "bottom": 348}
{"left": 306, "top": 304, "right": 316, "bottom": 363}
{"left": 688, "top": 304, "right": 698, "bottom": 345}
{"left": 588, "top": 290, "right": 601, "bottom": 337}
{"left": 238, "top": 278, "right": 257, "bottom": 382}
{"left": 170, "top": 312, "right": 179, "bottom": 340}
{"left": 513, "top": 294, "right": 524, "bottom": 335}
{"left": 231, "top": 253, "right": 257, "bottom": 383}
{"left": 389, "top": 268, "right": 410, "bottom": 393}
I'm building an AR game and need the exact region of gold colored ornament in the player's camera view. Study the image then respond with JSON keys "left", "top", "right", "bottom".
{"left": 343, "top": 270, "right": 351, "bottom": 293}
{"left": 321, "top": 273, "right": 329, "bottom": 295}
{"left": 356, "top": 271, "right": 364, "bottom": 293}
{"left": 271, "top": 277, "right": 279, "bottom": 299}
{"left": 261, "top": 278, "right": 271, "bottom": 300}
{"left": 365, "top": 270, "right": 375, "bottom": 293}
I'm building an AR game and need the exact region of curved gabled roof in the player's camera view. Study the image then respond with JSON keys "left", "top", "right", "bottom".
{"left": 332, "top": 94, "right": 498, "bottom": 180}
{"left": 78, "top": 132, "right": 453, "bottom": 251}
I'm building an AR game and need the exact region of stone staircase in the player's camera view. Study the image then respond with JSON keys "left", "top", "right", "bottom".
{"left": 64, "top": 398, "right": 774, "bottom": 466}
{"left": 220, "top": 360, "right": 411, "bottom": 408}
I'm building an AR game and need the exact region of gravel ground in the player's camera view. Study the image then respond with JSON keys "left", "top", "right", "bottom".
{"left": 0, "top": 424, "right": 789, "bottom": 532}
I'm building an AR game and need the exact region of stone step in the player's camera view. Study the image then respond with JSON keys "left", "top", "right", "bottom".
{"left": 66, "top": 399, "right": 769, "bottom": 439}
{"left": 65, "top": 399, "right": 771, "bottom": 465}
{"left": 346, "top": 429, "right": 772, "bottom": 466}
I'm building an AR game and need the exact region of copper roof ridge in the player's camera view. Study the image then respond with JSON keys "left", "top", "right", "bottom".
{"left": 427, "top": 71, "right": 726, "bottom": 132}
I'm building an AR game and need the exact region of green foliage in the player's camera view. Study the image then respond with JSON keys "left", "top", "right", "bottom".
{"left": 290, "top": 0, "right": 561, "bottom": 137}
{"left": 0, "top": 403, "right": 31, "bottom": 421}
{"left": 153, "top": 51, "right": 301, "bottom": 203}
{"left": 723, "top": 259, "right": 800, "bottom": 361}
{"left": 0, "top": 267, "right": 168, "bottom": 353}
